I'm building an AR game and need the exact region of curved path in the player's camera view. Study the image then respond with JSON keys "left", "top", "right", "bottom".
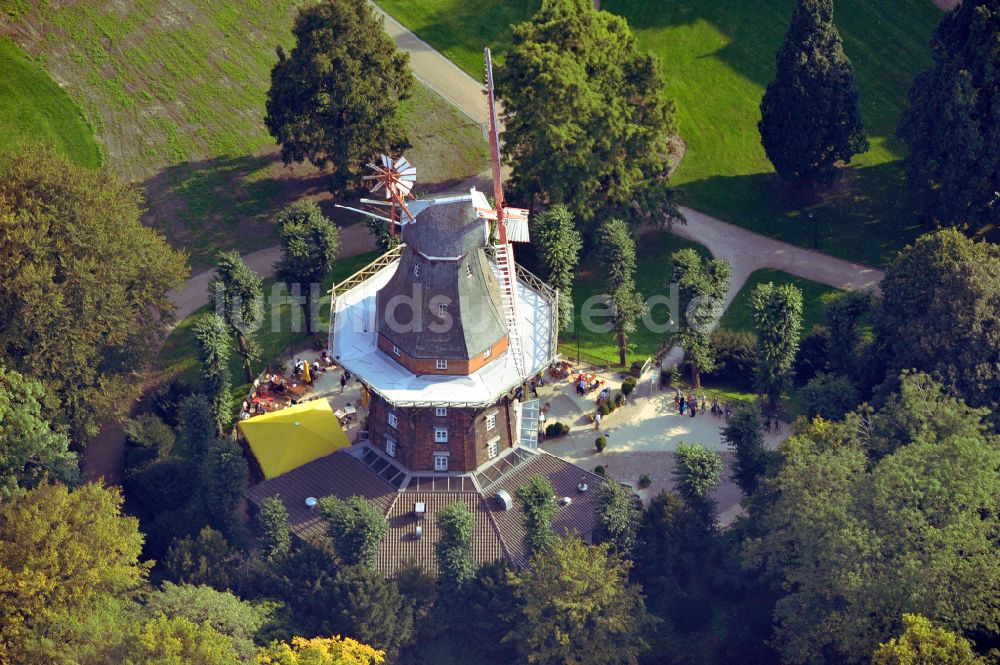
{"left": 169, "top": 5, "right": 884, "bottom": 321}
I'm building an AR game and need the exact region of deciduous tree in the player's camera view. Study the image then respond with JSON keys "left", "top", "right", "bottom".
{"left": 435, "top": 501, "right": 475, "bottom": 589}
{"left": 162, "top": 526, "right": 241, "bottom": 592}
{"left": 671, "top": 249, "right": 731, "bottom": 388}
{"left": 758, "top": 0, "right": 868, "bottom": 184}
{"left": 505, "top": 534, "right": 652, "bottom": 665}
{"left": 0, "top": 366, "right": 78, "bottom": 499}
{"left": 876, "top": 229, "right": 1000, "bottom": 413}
{"left": 265, "top": 0, "right": 413, "bottom": 197}
{"left": 898, "top": 0, "right": 1000, "bottom": 232}
{"left": 594, "top": 480, "right": 639, "bottom": 557}
{"left": 872, "top": 614, "right": 982, "bottom": 665}
{"left": 751, "top": 282, "right": 803, "bottom": 409}
{"left": 721, "top": 403, "right": 768, "bottom": 496}
{"left": 0, "top": 483, "right": 148, "bottom": 661}
{"left": 193, "top": 314, "right": 233, "bottom": 436}
{"left": 0, "top": 147, "right": 187, "bottom": 442}
{"left": 515, "top": 474, "right": 557, "bottom": 558}
{"left": 800, "top": 372, "right": 859, "bottom": 421}
{"left": 120, "top": 615, "right": 239, "bottom": 665}
{"left": 257, "top": 635, "right": 385, "bottom": 665}
{"left": 318, "top": 495, "right": 388, "bottom": 570}
{"left": 598, "top": 219, "right": 645, "bottom": 366}
{"left": 143, "top": 583, "right": 270, "bottom": 662}
{"left": 533, "top": 204, "right": 582, "bottom": 330}
{"left": 209, "top": 251, "right": 264, "bottom": 382}
{"left": 495, "top": 0, "right": 680, "bottom": 226}
{"left": 258, "top": 495, "right": 292, "bottom": 563}
{"left": 672, "top": 442, "right": 724, "bottom": 520}
{"left": 274, "top": 201, "right": 340, "bottom": 335}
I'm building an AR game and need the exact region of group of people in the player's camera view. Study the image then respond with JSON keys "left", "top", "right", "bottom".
{"left": 673, "top": 389, "right": 733, "bottom": 420}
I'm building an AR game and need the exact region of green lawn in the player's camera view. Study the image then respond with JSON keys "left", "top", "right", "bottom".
{"left": 561, "top": 230, "right": 709, "bottom": 366}
{"left": 158, "top": 251, "right": 381, "bottom": 414}
{"left": 3, "top": 2, "right": 488, "bottom": 268}
{"left": 0, "top": 37, "right": 100, "bottom": 166}
{"left": 719, "top": 269, "right": 844, "bottom": 334}
{"left": 377, "top": 0, "right": 942, "bottom": 267}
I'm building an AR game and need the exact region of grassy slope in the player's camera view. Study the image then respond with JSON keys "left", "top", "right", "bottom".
{"left": 718, "top": 269, "right": 843, "bottom": 333}
{"left": 377, "top": 0, "right": 942, "bottom": 267}
{"left": 1, "top": 1, "right": 487, "bottom": 267}
{"left": 0, "top": 37, "right": 100, "bottom": 166}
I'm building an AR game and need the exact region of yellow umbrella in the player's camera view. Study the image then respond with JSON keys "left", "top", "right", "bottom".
{"left": 302, "top": 360, "right": 312, "bottom": 384}
{"left": 238, "top": 399, "right": 349, "bottom": 479}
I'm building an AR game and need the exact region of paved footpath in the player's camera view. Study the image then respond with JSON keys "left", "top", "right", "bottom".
{"left": 168, "top": 3, "right": 884, "bottom": 322}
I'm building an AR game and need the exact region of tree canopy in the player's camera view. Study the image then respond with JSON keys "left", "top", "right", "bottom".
{"left": 671, "top": 249, "right": 731, "bottom": 388}
{"left": 209, "top": 251, "right": 264, "bottom": 383}
{"left": 193, "top": 314, "right": 233, "bottom": 435}
{"left": 505, "top": 534, "right": 652, "bottom": 665}
{"left": 0, "top": 366, "right": 78, "bottom": 499}
{"left": 515, "top": 474, "right": 557, "bottom": 558}
{"left": 495, "top": 0, "right": 679, "bottom": 226}
{"left": 532, "top": 204, "right": 582, "bottom": 331}
{"left": 871, "top": 614, "right": 983, "bottom": 665}
{"left": 722, "top": 403, "right": 768, "bottom": 496}
{"left": 898, "top": 0, "right": 1000, "bottom": 233}
{"left": 751, "top": 282, "right": 803, "bottom": 408}
{"left": 435, "top": 501, "right": 475, "bottom": 589}
{"left": 672, "top": 442, "right": 724, "bottom": 519}
{"left": 257, "top": 635, "right": 385, "bottom": 665}
{"left": 876, "top": 229, "right": 1000, "bottom": 413}
{"left": 0, "top": 147, "right": 187, "bottom": 441}
{"left": 747, "top": 380, "right": 1000, "bottom": 664}
{"left": 265, "top": 0, "right": 413, "bottom": 197}
{"left": 758, "top": 0, "right": 868, "bottom": 184}
{"left": 318, "top": 495, "right": 388, "bottom": 570}
{"left": 274, "top": 200, "right": 341, "bottom": 335}
{"left": 0, "top": 483, "right": 148, "bottom": 661}
{"left": 594, "top": 480, "right": 640, "bottom": 557}
{"left": 598, "top": 218, "right": 645, "bottom": 366}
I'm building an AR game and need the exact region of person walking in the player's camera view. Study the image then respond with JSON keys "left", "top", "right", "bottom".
{"left": 594, "top": 411, "right": 602, "bottom": 430}
{"left": 339, "top": 372, "right": 348, "bottom": 393}
{"left": 679, "top": 397, "right": 686, "bottom": 415}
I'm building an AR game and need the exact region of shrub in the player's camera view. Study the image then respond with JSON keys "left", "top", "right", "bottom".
{"left": 670, "top": 365, "right": 681, "bottom": 385}
{"left": 595, "top": 436, "right": 607, "bottom": 453}
{"left": 629, "top": 360, "right": 645, "bottom": 377}
{"left": 704, "top": 329, "right": 757, "bottom": 389}
{"left": 621, "top": 377, "right": 636, "bottom": 397}
{"left": 800, "top": 372, "right": 859, "bottom": 421}
{"left": 638, "top": 474, "right": 651, "bottom": 489}
{"left": 615, "top": 392, "right": 625, "bottom": 407}
{"left": 124, "top": 413, "right": 175, "bottom": 472}
{"left": 594, "top": 465, "right": 606, "bottom": 477}
{"left": 545, "top": 422, "right": 569, "bottom": 437}
{"left": 599, "top": 402, "right": 612, "bottom": 416}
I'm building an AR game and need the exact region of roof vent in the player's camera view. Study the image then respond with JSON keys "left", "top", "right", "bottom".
{"left": 496, "top": 489, "right": 513, "bottom": 511}
{"left": 560, "top": 496, "right": 572, "bottom": 507}
{"left": 414, "top": 502, "right": 426, "bottom": 519}
{"left": 577, "top": 475, "right": 589, "bottom": 493}
{"left": 305, "top": 497, "right": 318, "bottom": 508}
{"left": 415, "top": 525, "right": 423, "bottom": 540}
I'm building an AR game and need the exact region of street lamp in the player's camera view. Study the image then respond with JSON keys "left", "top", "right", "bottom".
{"left": 809, "top": 211, "right": 817, "bottom": 250}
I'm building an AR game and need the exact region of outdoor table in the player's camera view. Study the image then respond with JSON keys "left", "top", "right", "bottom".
{"left": 285, "top": 382, "right": 309, "bottom": 399}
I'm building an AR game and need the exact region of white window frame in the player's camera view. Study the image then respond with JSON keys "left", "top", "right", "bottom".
{"left": 436, "top": 359, "right": 448, "bottom": 370}
{"left": 434, "top": 427, "right": 448, "bottom": 443}
{"left": 385, "top": 436, "right": 396, "bottom": 458}
{"left": 392, "top": 344, "right": 400, "bottom": 356}
{"left": 413, "top": 264, "right": 420, "bottom": 278}
{"left": 486, "top": 412, "right": 497, "bottom": 431}
{"left": 488, "top": 436, "right": 500, "bottom": 459}
{"left": 435, "top": 407, "right": 447, "bottom": 417}
{"left": 483, "top": 347, "right": 492, "bottom": 359}
{"left": 388, "top": 412, "right": 398, "bottom": 429}
{"left": 434, "top": 454, "right": 449, "bottom": 471}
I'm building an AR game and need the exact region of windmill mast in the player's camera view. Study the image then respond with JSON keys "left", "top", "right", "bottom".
{"left": 485, "top": 47, "right": 508, "bottom": 243}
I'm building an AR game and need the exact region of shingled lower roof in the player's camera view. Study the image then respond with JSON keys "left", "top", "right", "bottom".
{"left": 245, "top": 446, "right": 608, "bottom": 576}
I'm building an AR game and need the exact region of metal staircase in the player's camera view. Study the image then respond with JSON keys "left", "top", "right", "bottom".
{"left": 493, "top": 240, "right": 525, "bottom": 378}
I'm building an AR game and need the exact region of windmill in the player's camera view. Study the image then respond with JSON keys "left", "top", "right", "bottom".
{"left": 472, "top": 46, "right": 532, "bottom": 379}
{"left": 335, "top": 154, "right": 417, "bottom": 237}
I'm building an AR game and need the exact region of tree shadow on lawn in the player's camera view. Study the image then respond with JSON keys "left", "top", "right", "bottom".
{"left": 678, "top": 160, "right": 927, "bottom": 268}
{"left": 143, "top": 148, "right": 486, "bottom": 271}
{"left": 606, "top": 0, "right": 938, "bottom": 146}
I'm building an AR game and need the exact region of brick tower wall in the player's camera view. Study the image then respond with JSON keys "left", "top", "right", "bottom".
{"left": 367, "top": 393, "right": 517, "bottom": 472}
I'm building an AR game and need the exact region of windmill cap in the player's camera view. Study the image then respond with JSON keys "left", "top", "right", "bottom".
{"left": 404, "top": 199, "right": 482, "bottom": 257}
